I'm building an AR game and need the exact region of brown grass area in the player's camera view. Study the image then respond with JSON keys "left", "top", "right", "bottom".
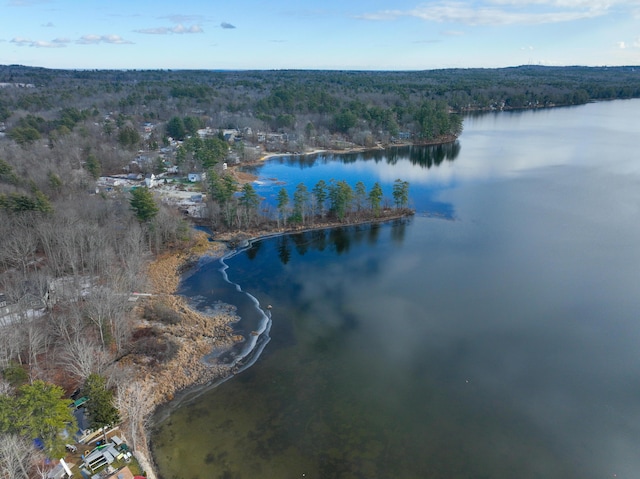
{"left": 232, "top": 169, "right": 258, "bottom": 185}
{"left": 123, "top": 232, "right": 238, "bottom": 404}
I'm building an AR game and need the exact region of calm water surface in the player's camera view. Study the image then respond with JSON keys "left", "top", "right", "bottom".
{"left": 152, "top": 100, "right": 640, "bottom": 479}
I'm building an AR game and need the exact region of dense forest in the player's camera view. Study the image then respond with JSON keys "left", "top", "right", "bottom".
{"left": 2, "top": 65, "right": 640, "bottom": 149}
{"left": 0, "top": 64, "right": 639, "bottom": 477}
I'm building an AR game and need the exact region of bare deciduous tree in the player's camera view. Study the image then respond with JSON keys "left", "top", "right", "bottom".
{"left": 84, "top": 286, "right": 128, "bottom": 350}
{"left": 20, "top": 315, "right": 47, "bottom": 372}
{"left": 60, "top": 336, "right": 111, "bottom": 381}
{"left": 0, "top": 273, "right": 50, "bottom": 370}
{"left": 0, "top": 433, "right": 36, "bottom": 479}
{"left": 48, "top": 301, "right": 86, "bottom": 346}
{"left": 0, "top": 326, "right": 22, "bottom": 369}
{"left": 117, "top": 224, "right": 149, "bottom": 292}
{"left": 1, "top": 221, "right": 38, "bottom": 275}
{"left": 115, "top": 380, "right": 154, "bottom": 452}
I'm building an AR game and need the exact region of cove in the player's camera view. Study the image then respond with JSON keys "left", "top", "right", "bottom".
{"left": 152, "top": 100, "right": 640, "bottom": 479}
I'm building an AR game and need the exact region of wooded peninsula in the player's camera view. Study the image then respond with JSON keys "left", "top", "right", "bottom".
{"left": 0, "top": 64, "right": 639, "bottom": 478}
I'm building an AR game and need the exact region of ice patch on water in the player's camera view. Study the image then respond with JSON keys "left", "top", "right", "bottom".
{"left": 214, "top": 241, "right": 272, "bottom": 372}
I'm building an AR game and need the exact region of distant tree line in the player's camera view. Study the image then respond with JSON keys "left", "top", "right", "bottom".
{"left": 2, "top": 65, "right": 638, "bottom": 155}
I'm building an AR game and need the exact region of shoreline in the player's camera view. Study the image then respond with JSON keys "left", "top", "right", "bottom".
{"left": 139, "top": 210, "right": 415, "bottom": 478}
{"left": 125, "top": 234, "right": 238, "bottom": 478}
{"left": 199, "top": 208, "right": 416, "bottom": 248}
{"left": 245, "top": 135, "right": 459, "bottom": 166}
{"left": 138, "top": 138, "right": 423, "bottom": 477}
{"left": 228, "top": 136, "right": 459, "bottom": 187}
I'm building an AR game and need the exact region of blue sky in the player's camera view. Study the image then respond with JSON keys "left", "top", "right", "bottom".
{"left": 1, "top": 0, "right": 639, "bottom": 70}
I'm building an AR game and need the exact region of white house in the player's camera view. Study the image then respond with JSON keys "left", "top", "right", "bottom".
{"left": 144, "top": 173, "right": 157, "bottom": 188}
{"left": 197, "top": 127, "right": 214, "bottom": 138}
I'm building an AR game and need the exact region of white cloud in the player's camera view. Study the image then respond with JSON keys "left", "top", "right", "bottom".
{"left": 617, "top": 38, "right": 640, "bottom": 49}
{"left": 31, "top": 40, "right": 64, "bottom": 48}
{"left": 220, "top": 22, "right": 236, "bottom": 29}
{"left": 102, "top": 34, "right": 134, "bottom": 44}
{"left": 418, "top": 4, "right": 601, "bottom": 25}
{"left": 10, "top": 36, "right": 65, "bottom": 48}
{"left": 135, "top": 24, "right": 203, "bottom": 35}
{"left": 172, "top": 24, "right": 203, "bottom": 34}
{"left": 10, "top": 36, "right": 32, "bottom": 46}
{"left": 358, "top": 0, "right": 628, "bottom": 26}
{"left": 77, "top": 34, "right": 133, "bottom": 45}
{"left": 77, "top": 34, "right": 101, "bottom": 44}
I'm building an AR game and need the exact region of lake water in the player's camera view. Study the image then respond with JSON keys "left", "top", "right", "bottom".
{"left": 151, "top": 100, "right": 640, "bottom": 479}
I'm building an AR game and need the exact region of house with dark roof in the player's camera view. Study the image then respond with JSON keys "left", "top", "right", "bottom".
{"left": 0, "top": 283, "right": 49, "bottom": 326}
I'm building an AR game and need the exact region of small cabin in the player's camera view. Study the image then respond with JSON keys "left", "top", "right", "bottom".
{"left": 83, "top": 444, "right": 120, "bottom": 472}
